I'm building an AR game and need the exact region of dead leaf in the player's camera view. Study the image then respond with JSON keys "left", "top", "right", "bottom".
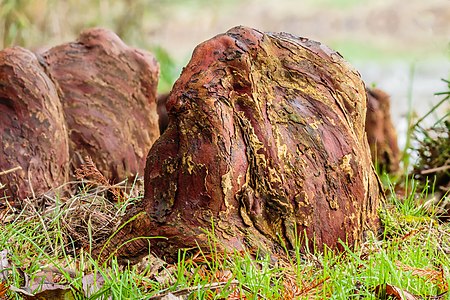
{"left": 24, "top": 284, "right": 75, "bottom": 300}
{"left": 25, "top": 267, "right": 76, "bottom": 291}
{"left": 215, "top": 269, "right": 233, "bottom": 282}
{"left": 81, "top": 272, "right": 106, "bottom": 298}
{"left": 227, "top": 289, "right": 247, "bottom": 300}
{"left": 282, "top": 275, "right": 301, "bottom": 299}
{"left": 302, "top": 277, "right": 328, "bottom": 294}
{"left": 160, "top": 293, "right": 185, "bottom": 300}
{"left": 134, "top": 253, "right": 165, "bottom": 275}
{"left": 153, "top": 264, "right": 178, "bottom": 286}
{"left": 10, "top": 282, "right": 74, "bottom": 300}
{"left": 429, "top": 292, "right": 449, "bottom": 300}
{"left": 5, "top": 266, "right": 79, "bottom": 299}
{"left": 395, "top": 261, "right": 448, "bottom": 291}
{"left": 148, "top": 280, "right": 247, "bottom": 300}
{"left": 75, "top": 156, "right": 123, "bottom": 201}
{"left": 374, "top": 283, "right": 421, "bottom": 300}
{"left": 0, "top": 250, "right": 9, "bottom": 282}
{"left": 9, "top": 285, "right": 34, "bottom": 297}
{"left": 0, "top": 281, "right": 8, "bottom": 298}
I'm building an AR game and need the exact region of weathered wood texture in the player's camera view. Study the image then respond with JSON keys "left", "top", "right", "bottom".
{"left": 0, "top": 47, "right": 69, "bottom": 200}
{"left": 42, "top": 28, "right": 160, "bottom": 181}
{"left": 1, "top": 28, "right": 160, "bottom": 200}
{"left": 158, "top": 89, "right": 401, "bottom": 173}
{"left": 103, "top": 26, "right": 383, "bottom": 262}
{"left": 157, "top": 93, "right": 169, "bottom": 134}
{"left": 365, "top": 88, "right": 400, "bottom": 173}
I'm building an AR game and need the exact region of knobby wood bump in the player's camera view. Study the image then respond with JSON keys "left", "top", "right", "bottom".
{"left": 0, "top": 28, "right": 160, "bottom": 200}
{"left": 102, "top": 26, "right": 384, "bottom": 262}
{"left": 42, "top": 28, "right": 160, "bottom": 181}
{"left": 0, "top": 47, "right": 70, "bottom": 200}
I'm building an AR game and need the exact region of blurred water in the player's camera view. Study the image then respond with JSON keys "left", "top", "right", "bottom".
{"left": 355, "top": 60, "right": 450, "bottom": 149}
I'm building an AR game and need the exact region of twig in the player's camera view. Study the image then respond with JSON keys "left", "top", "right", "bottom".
{"left": 0, "top": 166, "right": 22, "bottom": 176}
{"left": 148, "top": 279, "right": 260, "bottom": 299}
{"left": 421, "top": 165, "right": 450, "bottom": 175}
{"left": 22, "top": 197, "right": 55, "bottom": 253}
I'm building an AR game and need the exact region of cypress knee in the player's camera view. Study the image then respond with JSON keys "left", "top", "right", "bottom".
{"left": 0, "top": 47, "right": 69, "bottom": 200}
{"left": 101, "top": 26, "right": 383, "bottom": 262}
{"left": 41, "top": 28, "right": 160, "bottom": 181}
{"left": 365, "top": 88, "right": 400, "bottom": 173}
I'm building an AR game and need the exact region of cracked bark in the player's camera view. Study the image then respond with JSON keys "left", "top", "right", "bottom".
{"left": 0, "top": 29, "right": 160, "bottom": 200}
{"left": 41, "top": 28, "right": 160, "bottom": 180}
{"left": 0, "top": 47, "right": 70, "bottom": 200}
{"left": 98, "top": 26, "right": 384, "bottom": 262}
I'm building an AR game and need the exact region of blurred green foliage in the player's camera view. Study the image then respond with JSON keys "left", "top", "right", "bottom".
{"left": 0, "top": 0, "right": 209, "bottom": 48}
{"left": 0, "top": 0, "right": 31, "bottom": 47}
{"left": 151, "top": 45, "right": 179, "bottom": 93}
{"left": 1, "top": 0, "right": 447, "bottom": 92}
{"left": 0, "top": 0, "right": 222, "bottom": 92}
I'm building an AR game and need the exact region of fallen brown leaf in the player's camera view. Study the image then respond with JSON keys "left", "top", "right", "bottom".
{"left": 0, "top": 281, "right": 8, "bottom": 298}
{"left": 395, "top": 261, "right": 448, "bottom": 291}
{"left": 282, "top": 275, "right": 301, "bottom": 300}
{"left": 0, "top": 250, "right": 9, "bottom": 282}
{"left": 374, "top": 283, "right": 420, "bottom": 300}
{"left": 81, "top": 272, "right": 106, "bottom": 298}
{"left": 215, "top": 269, "right": 233, "bottom": 282}
{"left": 295, "top": 276, "right": 329, "bottom": 299}
{"left": 23, "top": 284, "right": 75, "bottom": 300}
{"left": 75, "top": 156, "right": 123, "bottom": 202}
{"left": 227, "top": 290, "right": 247, "bottom": 300}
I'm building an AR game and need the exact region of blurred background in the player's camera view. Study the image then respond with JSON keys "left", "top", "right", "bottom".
{"left": 1, "top": 0, "right": 449, "bottom": 147}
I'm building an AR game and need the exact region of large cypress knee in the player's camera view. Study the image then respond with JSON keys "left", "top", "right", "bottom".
{"left": 102, "top": 26, "right": 383, "bottom": 262}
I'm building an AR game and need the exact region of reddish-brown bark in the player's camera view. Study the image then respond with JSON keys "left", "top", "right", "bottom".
{"left": 156, "top": 88, "right": 402, "bottom": 174}
{"left": 102, "top": 26, "right": 383, "bottom": 262}
{"left": 1, "top": 29, "right": 161, "bottom": 200}
{"left": 41, "top": 28, "right": 160, "bottom": 181}
{"left": 0, "top": 47, "right": 70, "bottom": 200}
{"left": 157, "top": 93, "right": 169, "bottom": 134}
{"left": 365, "top": 88, "right": 400, "bottom": 173}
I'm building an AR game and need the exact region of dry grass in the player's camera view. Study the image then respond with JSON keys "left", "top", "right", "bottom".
{"left": 1, "top": 157, "right": 144, "bottom": 254}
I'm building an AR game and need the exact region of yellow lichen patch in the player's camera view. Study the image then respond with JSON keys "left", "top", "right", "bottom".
{"left": 235, "top": 111, "right": 268, "bottom": 174}
{"left": 277, "top": 143, "right": 288, "bottom": 161}
{"left": 163, "top": 160, "right": 177, "bottom": 174}
{"left": 288, "top": 113, "right": 303, "bottom": 124}
{"left": 182, "top": 155, "right": 195, "bottom": 174}
{"left": 35, "top": 111, "right": 47, "bottom": 122}
{"left": 325, "top": 116, "right": 336, "bottom": 126}
{"left": 340, "top": 153, "right": 354, "bottom": 178}
{"left": 217, "top": 216, "right": 238, "bottom": 241}
{"left": 309, "top": 119, "right": 322, "bottom": 130}
{"left": 221, "top": 168, "right": 233, "bottom": 197}
{"left": 348, "top": 212, "right": 357, "bottom": 223}
{"left": 221, "top": 168, "right": 235, "bottom": 215}
{"left": 294, "top": 191, "right": 313, "bottom": 227}
{"left": 268, "top": 166, "right": 283, "bottom": 185}
{"left": 267, "top": 108, "right": 294, "bottom": 178}
{"left": 328, "top": 195, "right": 340, "bottom": 210}
{"left": 239, "top": 203, "right": 253, "bottom": 226}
